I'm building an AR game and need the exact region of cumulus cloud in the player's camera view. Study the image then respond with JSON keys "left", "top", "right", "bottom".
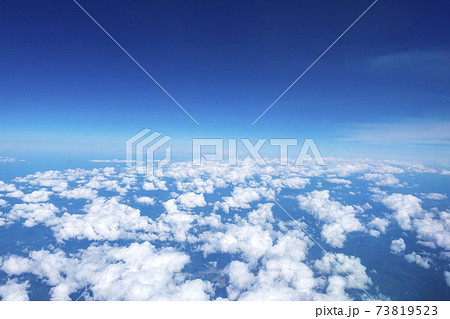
{"left": 59, "top": 187, "right": 98, "bottom": 200}
{"left": 422, "top": 193, "right": 447, "bottom": 200}
{"left": 297, "top": 190, "right": 365, "bottom": 248}
{"left": 326, "top": 178, "right": 352, "bottom": 185}
{"left": 177, "top": 192, "right": 206, "bottom": 209}
{"left": 135, "top": 196, "right": 155, "bottom": 205}
{"left": 315, "top": 253, "right": 372, "bottom": 290}
{"left": 0, "top": 199, "right": 7, "bottom": 207}
{"left": 5, "top": 190, "right": 24, "bottom": 198}
{"left": 214, "top": 187, "right": 274, "bottom": 213}
{"left": 368, "top": 218, "right": 389, "bottom": 237}
{"left": 361, "top": 173, "right": 402, "bottom": 187}
{"left": 51, "top": 197, "right": 150, "bottom": 242}
{"left": 390, "top": 238, "right": 406, "bottom": 254}
{"left": 1, "top": 243, "right": 213, "bottom": 300}
{"left": 404, "top": 252, "right": 431, "bottom": 269}
{"left": 0, "top": 181, "right": 17, "bottom": 192}
{"left": 378, "top": 193, "right": 423, "bottom": 230}
{"left": 7, "top": 203, "right": 59, "bottom": 227}
{"left": 444, "top": 271, "right": 450, "bottom": 288}
{"left": 0, "top": 279, "right": 29, "bottom": 301}
{"left": 413, "top": 211, "right": 450, "bottom": 250}
{"left": 22, "top": 189, "right": 53, "bottom": 203}
{"left": 0, "top": 158, "right": 447, "bottom": 300}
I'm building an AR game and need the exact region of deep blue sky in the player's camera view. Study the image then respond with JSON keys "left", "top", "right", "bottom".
{"left": 0, "top": 0, "right": 449, "bottom": 164}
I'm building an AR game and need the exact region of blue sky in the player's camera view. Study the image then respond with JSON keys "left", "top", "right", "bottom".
{"left": 0, "top": 0, "right": 449, "bottom": 164}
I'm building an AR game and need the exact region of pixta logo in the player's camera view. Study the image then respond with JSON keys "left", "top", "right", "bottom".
{"left": 126, "top": 129, "right": 172, "bottom": 174}
{"left": 126, "top": 129, "right": 325, "bottom": 174}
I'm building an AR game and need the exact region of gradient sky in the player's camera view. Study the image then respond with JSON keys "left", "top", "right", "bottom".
{"left": 0, "top": 0, "right": 449, "bottom": 164}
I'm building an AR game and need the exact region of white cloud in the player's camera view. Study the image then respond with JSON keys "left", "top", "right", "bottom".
{"left": 0, "top": 199, "right": 7, "bottom": 207}
{"left": 369, "top": 218, "right": 389, "bottom": 237}
{"left": 326, "top": 178, "right": 352, "bottom": 185}
{"left": 0, "top": 158, "right": 447, "bottom": 300}
{"left": 0, "top": 157, "right": 16, "bottom": 163}
{"left": 0, "top": 279, "right": 29, "bottom": 301}
{"left": 413, "top": 211, "right": 450, "bottom": 250}
{"left": 1, "top": 242, "right": 213, "bottom": 301}
{"left": 22, "top": 189, "right": 53, "bottom": 203}
{"left": 341, "top": 119, "right": 450, "bottom": 146}
{"left": 59, "top": 187, "right": 98, "bottom": 200}
{"left": 297, "top": 190, "right": 365, "bottom": 248}
{"left": 390, "top": 238, "right": 406, "bottom": 255}
{"left": 422, "top": 193, "right": 447, "bottom": 200}
{"left": 444, "top": 271, "right": 450, "bottom": 288}
{"left": 1, "top": 255, "right": 33, "bottom": 274}
{"left": 135, "top": 196, "right": 155, "bottom": 205}
{"left": 214, "top": 187, "right": 275, "bottom": 213}
{"left": 51, "top": 197, "right": 150, "bottom": 242}
{"left": 142, "top": 177, "right": 168, "bottom": 191}
{"left": 262, "top": 176, "right": 310, "bottom": 190}
{"left": 313, "top": 253, "right": 372, "bottom": 299}
{"left": 378, "top": 193, "right": 423, "bottom": 230}
{"left": 248, "top": 203, "right": 274, "bottom": 225}
{"left": 404, "top": 252, "right": 431, "bottom": 269}
{"left": 0, "top": 181, "right": 17, "bottom": 192}
{"left": 177, "top": 192, "right": 206, "bottom": 209}
{"left": 5, "top": 190, "right": 24, "bottom": 198}
{"left": 361, "top": 173, "right": 401, "bottom": 187}
{"left": 85, "top": 176, "right": 128, "bottom": 195}
{"left": 199, "top": 222, "right": 273, "bottom": 263}
{"left": 7, "top": 203, "right": 59, "bottom": 227}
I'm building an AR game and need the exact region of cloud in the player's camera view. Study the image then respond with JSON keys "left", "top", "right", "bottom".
{"left": 340, "top": 120, "right": 450, "bottom": 146}
{"left": 135, "top": 196, "right": 155, "bottom": 205}
{"left": 390, "top": 238, "right": 406, "bottom": 255}
{"left": 22, "top": 189, "right": 53, "bottom": 203}
{"left": 368, "top": 218, "right": 389, "bottom": 237}
{"left": 1, "top": 242, "right": 213, "bottom": 300}
{"left": 297, "top": 190, "right": 365, "bottom": 248}
{"left": 90, "top": 159, "right": 128, "bottom": 163}
{"left": 314, "top": 253, "right": 372, "bottom": 299}
{"left": 413, "top": 211, "right": 450, "bottom": 250}
{"left": 7, "top": 203, "right": 59, "bottom": 227}
{"left": 361, "top": 173, "right": 402, "bottom": 187}
{"left": 444, "top": 271, "right": 450, "bottom": 288}
{"left": 371, "top": 49, "right": 450, "bottom": 76}
{"left": 0, "top": 157, "right": 16, "bottom": 163}
{"left": 51, "top": 197, "right": 150, "bottom": 242}
{"left": 0, "top": 199, "right": 7, "bottom": 207}
{"left": 59, "top": 187, "right": 98, "bottom": 200}
{"left": 199, "top": 221, "right": 274, "bottom": 263}
{"left": 0, "top": 158, "right": 447, "bottom": 300}
{"left": 377, "top": 193, "right": 423, "bottom": 230}
{"left": 214, "top": 186, "right": 274, "bottom": 213}
{"left": 85, "top": 176, "right": 128, "bottom": 195}
{"left": 5, "top": 190, "right": 24, "bottom": 198}
{"left": 404, "top": 252, "right": 431, "bottom": 269}
{"left": 0, "top": 181, "right": 17, "bottom": 192}
{"left": 326, "top": 178, "right": 352, "bottom": 185}
{"left": 422, "top": 193, "right": 447, "bottom": 200}
{"left": 0, "top": 279, "right": 29, "bottom": 301}
{"left": 177, "top": 192, "right": 206, "bottom": 209}
{"left": 1, "top": 255, "right": 33, "bottom": 274}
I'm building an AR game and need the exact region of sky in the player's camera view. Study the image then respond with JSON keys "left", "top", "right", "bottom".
{"left": 0, "top": 0, "right": 449, "bottom": 165}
